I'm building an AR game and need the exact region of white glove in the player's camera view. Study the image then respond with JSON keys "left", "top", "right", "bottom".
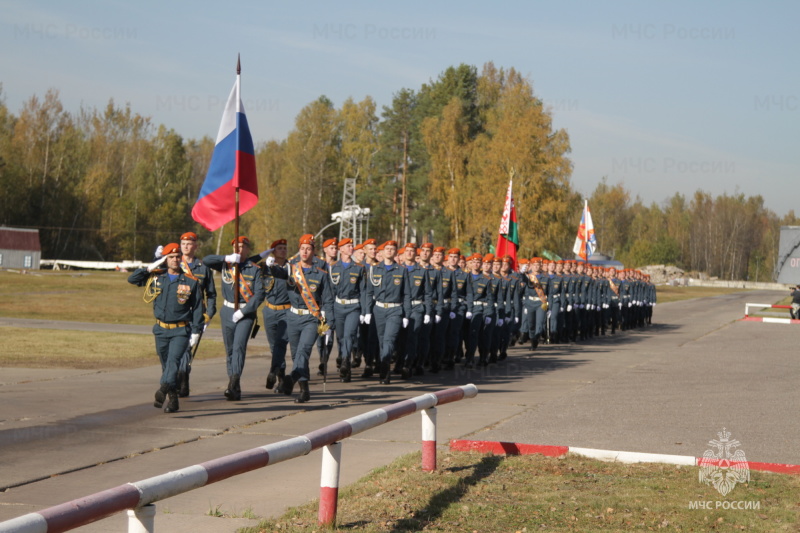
{"left": 567, "top": 305, "right": 573, "bottom": 312}
{"left": 523, "top": 308, "right": 528, "bottom": 315}
{"left": 402, "top": 318, "right": 409, "bottom": 328}
{"left": 602, "top": 303, "right": 609, "bottom": 309}
{"left": 225, "top": 253, "right": 241, "bottom": 263}
{"left": 359, "top": 314, "right": 365, "bottom": 324}
{"left": 265, "top": 256, "right": 275, "bottom": 267}
{"left": 514, "top": 317, "right": 519, "bottom": 324}
{"left": 232, "top": 309, "right": 244, "bottom": 323}
{"left": 424, "top": 315, "right": 431, "bottom": 325}
{"left": 628, "top": 302, "right": 632, "bottom": 308}
{"left": 435, "top": 315, "right": 441, "bottom": 324}
{"left": 497, "top": 318, "right": 504, "bottom": 326}
{"left": 560, "top": 307, "right": 564, "bottom": 312}
{"left": 202, "top": 322, "right": 208, "bottom": 333}
{"left": 449, "top": 312, "right": 456, "bottom": 319}
{"left": 189, "top": 333, "right": 200, "bottom": 347}
{"left": 364, "top": 314, "right": 372, "bottom": 325}
{"left": 653, "top": 302, "right": 657, "bottom": 307}
{"left": 321, "top": 310, "right": 326, "bottom": 319}
{"left": 147, "top": 256, "right": 167, "bottom": 272}
{"left": 466, "top": 311, "right": 473, "bottom": 320}
{"left": 154, "top": 245, "right": 164, "bottom": 259}
{"left": 259, "top": 247, "right": 275, "bottom": 259}
{"left": 484, "top": 316, "right": 491, "bottom": 325}
{"left": 324, "top": 329, "right": 332, "bottom": 340}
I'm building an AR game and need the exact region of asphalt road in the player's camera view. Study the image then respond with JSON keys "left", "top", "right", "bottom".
{"left": 0, "top": 289, "right": 795, "bottom": 532}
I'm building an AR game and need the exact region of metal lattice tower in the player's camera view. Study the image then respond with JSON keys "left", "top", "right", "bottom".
{"left": 339, "top": 178, "right": 357, "bottom": 241}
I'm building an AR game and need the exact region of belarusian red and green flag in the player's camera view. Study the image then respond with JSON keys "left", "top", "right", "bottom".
{"left": 496, "top": 179, "right": 519, "bottom": 270}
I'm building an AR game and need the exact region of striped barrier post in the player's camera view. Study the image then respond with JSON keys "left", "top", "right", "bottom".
{"left": 421, "top": 407, "right": 437, "bottom": 472}
{"left": 0, "top": 384, "right": 478, "bottom": 533}
{"left": 126, "top": 504, "right": 155, "bottom": 533}
{"left": 318, "top": 442, "right": 341, "bottom": 527}
{"left": 742, "top": 303, "right": 799, "bottom": 324}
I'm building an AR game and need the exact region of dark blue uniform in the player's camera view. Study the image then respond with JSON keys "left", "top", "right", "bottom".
{"left": 365, "top": 262, "right": 412, "bottom": 383}
{"left": 204, "top": 255, "right": 265, "bottom": 399}
{"left": 329, "top": 259, "right": 367, "bottom": 381}
{"left": 128, "top": 267, "right": 204, "bottom": 411}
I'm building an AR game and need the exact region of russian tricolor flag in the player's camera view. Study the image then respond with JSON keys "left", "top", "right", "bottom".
{"left": 191, "top": 73, "right": 258, "bottom": 231}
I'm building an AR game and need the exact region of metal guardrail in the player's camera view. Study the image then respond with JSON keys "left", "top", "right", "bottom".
{"left": 0, "top": 384, "right": 478, "bottom": 532}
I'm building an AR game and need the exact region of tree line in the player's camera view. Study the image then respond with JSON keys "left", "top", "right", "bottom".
{"left": 0, "top": 63, "right": 796, "bottom": 281}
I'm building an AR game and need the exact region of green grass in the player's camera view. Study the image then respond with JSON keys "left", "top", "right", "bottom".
{"left": 241, "top": 450, "right": 800, "bottom": 532}
{"left": 0, "top": 327, "right": 226, "bottom": 369}
{"left": 654, "top": 285, "right": 753, "bottom": 304}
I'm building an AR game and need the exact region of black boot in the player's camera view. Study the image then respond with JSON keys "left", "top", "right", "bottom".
{"left": 178, "top": 370, "right": 190, "bottom": 398}
{"left": 281, "top": 374, "right": 295, "bottom": 396}
{"left": 164, "top": 389, "right": 179, "bottom": 413}
{"left": 335, "top": 356, "right": 342, "bottom": 369}
{"left": 340, "top": 360, "right": 352, "bottom": 383}
{"left": 401, "top": 367, "right": 412, "bottom": 380}
{"left": 352, "top": 350, "right": 362, "bottom": 368}
{"left": 266, "top": 371, "right": 277, "bottom": 390}
{"left": 154, "top": 383, "right": 169, "bottom": 408}
{"left": 295, "top": 380, "right": 310, "bottom": 403}
{"left": 379, "top": 362, "right": 391, "bottom": 384}
{"left": 224, "top": 374, "right": 241, "bottom": 401}
{"left": 361, "top": 365, "right": 374, "bottom": 378}
{"left": 270, "top": 368, "right": 285, "bottom": 392}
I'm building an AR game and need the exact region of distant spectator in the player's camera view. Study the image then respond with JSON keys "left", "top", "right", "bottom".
{"left": 791, "top": 285, "right": 800, "bottom": 320}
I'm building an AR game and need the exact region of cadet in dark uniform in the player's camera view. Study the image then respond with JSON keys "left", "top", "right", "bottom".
{"left": 364, "top": 241, "right": 412, "bottom": 384}
{"left": 176, "top": 231, "right": 216, "bottom": 397}
{"left": 444, "top": 248, "right": 470, "bottom": 370}
{"left": 282, "top": 234, "right": 335, "bottom": 402}
{"left": 128, "top": 243, "right": 204, "bottom": 413}
{"left": 398, "top": 242, "right": 433, "bottom": 378}
{"left": 329, "top": 237, "right": 366, "bottom": 383}
{"left": 259, "top": 239, "right": 292, "bottom": 392}
{"left": 428, "top": 246, "right": 454, "bottom": 373}
{"left": 359, "top": 238, "right": 380, "bottom": 376}
{"left": 204, "top": 236, "right": 265, "bottom": 401}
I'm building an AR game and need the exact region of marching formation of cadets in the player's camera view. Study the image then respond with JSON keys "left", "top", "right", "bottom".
{"left": 129, "top": 232, "right": 657, "bottom": 413}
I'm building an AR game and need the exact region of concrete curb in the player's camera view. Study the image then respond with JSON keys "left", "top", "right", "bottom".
{"left": 449, "top": 440, "right": 800, "bottom": 475}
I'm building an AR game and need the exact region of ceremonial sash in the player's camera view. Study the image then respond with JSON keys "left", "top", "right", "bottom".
{"left": 293, "top": 265, "right": 322, "bottom": 320}
{"left": 609, "top": 279, "right": 619, "bottom": 296}
{"left": 225, "top": 264, "right": 253, "bottom": 303}
{"left": 529, "top": 274, "right": 548, "bottom": 310}
{"left": 180, "top": 258, "right": 199, "bottom": 281}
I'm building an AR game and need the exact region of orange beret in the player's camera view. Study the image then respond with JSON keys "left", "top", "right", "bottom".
{"left": 362, "top": 238, "right": 376, "bottom": 246}
{"left": 519, "top": 258, "right": 529, "bottom": 264}
{"left": 162, "top": 243, "right": 180, "bottom": 255}
{"left": 323, "top": 238, "right": 338, "bottom": 248}
{"left": 299, "top": 234, "right": 315, "bottom": 246}
{"left": 500, "top": 255, "right": 511, "bottom": 263}
{"left": 460, "top": 255, "right": 466, "bottom": 261}
{"left": 483, "top": 253, "right": 494, "bottom": 263}
{"left": 376, "top": 242, "right": 385, "bottom": 251}
{"left": 353, "top": 243, "right": 364, "bottom": 251}
{"left": 468, "top": 253, "right": 482, "bottom": 262}
{"left": 403, "top": 242, "right": 416, "bottom": 250}
{"left": 230, "top": 236, "right": 251, "bottom": 246}
{"left": 270, "top": 239, "right": 287, "bottom": 249}
{"left": 433, "top": 246, "right": 446, "bottom": 253}
{"left": 447, "top": 248, "right": 461, "bottom": 256}
{"left": 338, "top": 238, "right": 352, "bottom": 247}
{"left": 180, "top": 232, "right": 197, "bottom": 242}
{"left": 420, "top": 242, "right": 434, "bottom": 250}
{"left": 384, "top": 240, "right": 398, "bottom": 248}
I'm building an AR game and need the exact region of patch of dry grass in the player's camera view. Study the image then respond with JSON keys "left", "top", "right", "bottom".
{"left": 242, "top": 450, "right": 800, "bottom": 532}
{"left": 655, "top": 285, "right": 752, "bottom": 304}
{"left": 0, "top": 327, "right": 226, "bottom": 369}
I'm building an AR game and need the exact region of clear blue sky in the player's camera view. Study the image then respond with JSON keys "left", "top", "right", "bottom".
{"left": 2, "top": 0, "right": 797, "bottom": 216}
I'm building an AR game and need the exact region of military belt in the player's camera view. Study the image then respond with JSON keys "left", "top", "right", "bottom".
{"left": 335, "top": 297, "right": 360, "bottom": 305}
{"left": 156, "top": 320, "right": 188, "bottom": 329}
{"left": 473, "top": 301, "right": 488, "bottom": 307}
{"left": 290, "top": 307, "right": 312, "bottom": 315}
{"left": 265, "top": 302, "right": 291, "bottom": 311}
{"left": 441, "top": 298, "right": 451, "bottom": 304}
{"left": 223, "top": 300, "right": 247, "bottom": 309}
{"left": 375, "top": 301, "right": 401, "bottom": 309}
{"left": 411, "top": 300, "right": 424, "bottom": 306}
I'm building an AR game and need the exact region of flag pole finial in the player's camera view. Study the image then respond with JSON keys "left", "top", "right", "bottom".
{"left": 237, "top": 54, "right": 241, "bottom": 75}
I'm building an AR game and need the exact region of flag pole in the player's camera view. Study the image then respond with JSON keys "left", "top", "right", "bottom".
{"left": 233, "top": 54, "right": 242, "bottom": 307}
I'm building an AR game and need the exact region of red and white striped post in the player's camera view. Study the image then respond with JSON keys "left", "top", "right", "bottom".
{"left": 318, "top": 442, "right": 342, "bottom": 527}
{"left": 421, "top": 407, "right": 437, "bottom": 472}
